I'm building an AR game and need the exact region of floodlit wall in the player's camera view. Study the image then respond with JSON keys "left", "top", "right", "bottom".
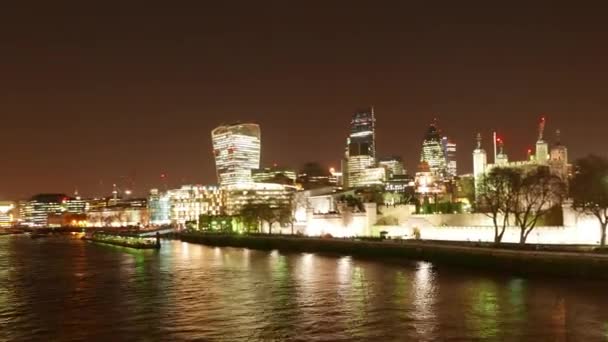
{"left": 373, "top": 205, "right": 605, "bottom": 245}
{"left": 301, "top": 203, "right": 377, "bottom": 237}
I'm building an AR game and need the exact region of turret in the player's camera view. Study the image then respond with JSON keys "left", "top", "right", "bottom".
{"left": 473, "top": 133, "right": 487, "bottom": 192}
{"left": 535, "top": 116, "right": 549, "bottom": 164}
{"left": 495, "top": 137, "right": 509, "bottom": 165}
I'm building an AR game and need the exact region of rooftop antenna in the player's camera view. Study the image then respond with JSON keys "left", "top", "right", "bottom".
{"left": 555, "top": 129, "right": 562, "bottom": 145}
{"left": 476, "top": 133, "right": 482, "bottom": 150}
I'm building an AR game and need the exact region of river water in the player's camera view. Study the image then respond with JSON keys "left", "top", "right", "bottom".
{"left": 1, "top": 236, "right": 607, "bottom": 341}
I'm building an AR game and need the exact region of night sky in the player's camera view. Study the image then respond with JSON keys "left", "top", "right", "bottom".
{"left": 1, "top": 2, "right": 607, "bottom": 200}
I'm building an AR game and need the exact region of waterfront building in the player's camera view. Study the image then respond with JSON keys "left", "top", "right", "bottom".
{"left": 87, "top": 197, "right": 149, "bottom": 227}
{"left": 211, "top": 123, "right": 261, "bottom": 188}
{"left": 148, "top": 188, "right": 170, "bottom": 226}
{"left": 148, "top": 185, "right": 224, "bottom": 227}
{"left": 420, "top": 120, "right": 447, "bottom": 178}
{"left": 223, "top": 182, "right": 296, "bottom": 215}
{"left": 20, "top": 194, "right": 86, "bottom": 227}
{"left": 169, "top": 185, "right": 224, "bottom": 226}
{"left": 0, "top": 201, "right": 16, "bottom": 227}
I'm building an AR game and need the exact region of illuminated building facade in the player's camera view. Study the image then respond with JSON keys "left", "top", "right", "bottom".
{"left": 415, "top": 162, "right": 444, "bottom": 196}
{"left": 168, "top": 185, "right": 224, "bottom": 226}
{"left": 348, "top": 166, "right": 386, "bottom": 187}
{"left": 348, "top": 107, "right": 376, "bottom": 160}
{"left": 87, "top": 198, "right": 149, "bottom": 227}
{"left": 420, "top": 120, "right": 447, "bottom": 178}
{"left": 21, "top": 194, "right": 86, "bottom": 227}
{"left": 379, "top": 156, "right": 405, "bottom": 179}
{"left": 224, "top": 183, "right": 296, "bottom": 215}
{"left": 148, "top": 185, "right": 225, "bottom": 227}
{"left": 148, "top": 188, "right": 170, "bottom": 225}
{"left": 441, "top": 137, "right": 457, "bottom": 178}
{"left": 344, "top": 107, "right": 384, "bottom": 188}
{"left": 472, "top": 133, "right": 488, "bottom": 193}
{"left": 252, "top": 167, "right": 296, "bottom": 185}
{"left": 212, "top": 123, "right": 261, "bottom": 187}
{"left": 0, "top": 201, "right": 16, "bottom": 227}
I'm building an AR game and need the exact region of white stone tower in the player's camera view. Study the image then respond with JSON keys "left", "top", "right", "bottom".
{"left": 473, "top": 133, "right": 487, "bottom": 191}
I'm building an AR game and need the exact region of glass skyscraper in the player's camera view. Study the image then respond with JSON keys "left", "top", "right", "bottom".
{"left": 420, "top": 120, "right": 447, "bottom": 178}
{"left": 212, "top": 123, "right": 261, "bottom": 188}
{"left": 441, "top": 137, "right": 457, "bottom": 178}
{"left": 348, "top": 107, "right": 376, "bottom": 160}
{"left": 346, "top": 107, "right": 383, "bottom": 188}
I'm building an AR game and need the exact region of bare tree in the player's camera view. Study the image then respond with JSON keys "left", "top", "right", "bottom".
{"left": 570, "top": 155, "right": 608, "bottom": 247}
{"left": 476, "top": 167, "right": 521, "bottom": 244}
{"left": 512, "top": 167, "right": 566, "bottom": 244}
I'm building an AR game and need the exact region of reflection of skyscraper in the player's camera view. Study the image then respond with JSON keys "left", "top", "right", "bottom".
{"left": 420, "top": 120, "right": 447, "bottom": 178}
{"left": 441, "top": 137, "right": 457, "bottom": 178}
{"left": 211, "top": 123, "right": 261, "bottom": 188}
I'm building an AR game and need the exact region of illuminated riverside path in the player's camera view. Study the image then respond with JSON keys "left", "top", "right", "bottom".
{"left": 1, "top": 236, "right": 608, "bottom": 341}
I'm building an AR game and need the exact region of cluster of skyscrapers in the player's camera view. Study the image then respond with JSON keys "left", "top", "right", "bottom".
{"left": 0, "top": 108, "right": 572, "bottom": 230}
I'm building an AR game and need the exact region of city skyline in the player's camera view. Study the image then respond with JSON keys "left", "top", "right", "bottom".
{"left": 1, "top": 3, "right": 607, "bottom": 199}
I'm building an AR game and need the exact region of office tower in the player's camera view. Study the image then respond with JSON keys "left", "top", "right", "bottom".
{"left": 441, "top": 137, "right": 457, "bottom": 178}
{"left": 378, "top": 156, "right": 406, "bottom": 179}
{"left": 345, "top": 107, "right": 384, "bottom": 188}
{"left": 420, "top": 120, "right": 447, "bottom": 178}
{"left": 252, "top": 166, "right": 297, "bottom": 185}
{"left": 211, "top": 123, "right": 261, "bottom": 188}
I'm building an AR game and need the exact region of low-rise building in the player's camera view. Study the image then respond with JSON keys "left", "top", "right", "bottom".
{"left": 0, "top": 201, "right": 16, "bottom": 227}
{"left": 87, "top": 198, "right": 149, "bottom": 227}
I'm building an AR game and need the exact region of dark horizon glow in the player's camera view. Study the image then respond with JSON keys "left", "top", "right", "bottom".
{"left": 1, "top": 3, "right": 607, "bottom": 199}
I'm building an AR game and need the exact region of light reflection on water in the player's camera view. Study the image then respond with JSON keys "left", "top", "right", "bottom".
{"left": 1, "top": 236, "right": 608, "bottom": 341}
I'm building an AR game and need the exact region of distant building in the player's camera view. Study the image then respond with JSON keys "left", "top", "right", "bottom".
{"left": 252, "top": 166, "right": 297, "bottom": 185}
{"left": 348, "top": 107, "right": 376, "bottom": 160}
{"left": 212, "top": 123, "right": 261, "bottom": 188}
{"left": 224, "top": 183, "right": 296, "bottom": 215}
{"left": 148, "top": 188, "right": 170, "bottom": 226}
{"left": 420, "top": 120, "right": 448, "bottom": 178}
{"left": 344, "top": 107, "right": 384, "bottom": 188}
{"left": 21, "top": 194, "right": 86, "bottom": 227}
{"left": 441, "top": 137, "right": 457, "bottom": 178}
{"left": 297, "top": 162, "right": 338, "bottom": 190}
{"left": 0, "top": 201, "right": 16, "bottom": 227}
{"left": 473, "top": 117, "right": 571, "bottom": 190}
{"left": 168, "top": 185, "right": 224, "bottom": 226}
{"left": 415, "top": 162, "right": 444, "bottom": 197}
{"left": 87, "top": 197, "right": 148, "bottom": 227}
{"left": 379, "top": 156, "right": 406, "bottom": 179}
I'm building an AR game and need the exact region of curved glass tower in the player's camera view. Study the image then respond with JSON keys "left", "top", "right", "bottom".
{"left": 211, "top": 123, "right": 261, "bottom": 188}
{"left": 420, "top": 120, "right": 447, "bottom": 178}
